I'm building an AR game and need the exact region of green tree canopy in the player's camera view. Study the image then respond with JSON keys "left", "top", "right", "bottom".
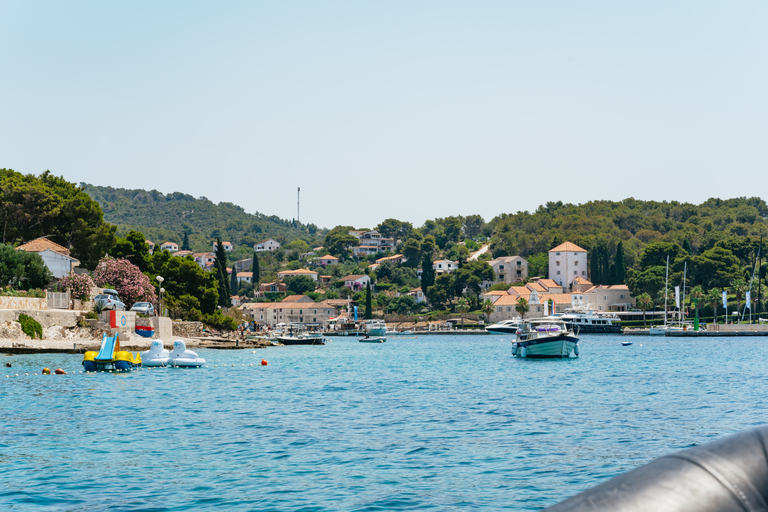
{"left": 0, "top": 244, "right": 53, "bottom": 290}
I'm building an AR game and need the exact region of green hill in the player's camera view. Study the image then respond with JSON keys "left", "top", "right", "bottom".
{"left": 82, "top": 184, "right": 324, "bottom": 259}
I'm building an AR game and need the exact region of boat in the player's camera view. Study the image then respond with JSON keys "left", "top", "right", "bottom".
{"left": 512, "top": 318, "right": 579, "bottom": 358}
{"left": 167, "top": 340, "right": 206, "bottom": 367}
{"left": 140, "top": 340, "right": 171, "bottom": 367}
{"left": 359, "top": 336, "right": 386, "bottom": 343}
{"left": 363, "top": 319, "right": 387, "bottom": 336}
{"left": 273, "top": 325, "right": 327, "bottom": 345}
{"left": 558, "top": 310, "right": 622, "bottom": 334}
{"left": 621, "top": 341, "right": 633, "bottom": 346}
{"left": 386, "top": 329, "right": 414, "bottom": 335}
{"left": 485, "top": 319, "right": 522, "bottom": 335}
{"left": 83, "top": 333, "right": 142, "bottom": 371}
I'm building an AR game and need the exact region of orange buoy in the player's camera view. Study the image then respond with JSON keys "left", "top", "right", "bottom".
{"left": 261, "top": 359, "right": 268, "bottom": 366}
{"left": 54, "top": 368, "right": 66, "bottom": 375}
{"left": 42, "top": 368, "right": 51, "bottom": 375}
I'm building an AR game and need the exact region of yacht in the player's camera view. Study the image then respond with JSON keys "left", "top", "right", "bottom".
{"left": 559, "top": 310, "right": 622, "bottom": 334}
{"left": 512, "top": 318, "right": 579, "bottom": 358}
{"left": 485, "top": 319, "right": 522, "bottom": 335}
{"left": 363, "top": 319, "right": 387, "bottom": 336}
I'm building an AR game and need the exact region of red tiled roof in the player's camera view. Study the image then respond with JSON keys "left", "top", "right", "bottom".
{"left": 549, "top": 242, "right": 586, "bottom": 253}
{"left": 16, "top": 237, "right": 70, "bottom": 256}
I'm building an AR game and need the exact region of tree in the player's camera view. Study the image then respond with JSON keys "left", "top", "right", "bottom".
{"left": 613, "top": 240, "right": 626, "bottom": 284}
{"left": 92, "top": 257, "right": 156, "bottom": 307}
{"left": 481, "top": 299, "right": 495, "bottom": 323}
{"left": 401, "top": 238, "right": 422, "bottom": 267}
{"left": 364, "top": 281, "right": 372, "bottom": 319}
{"left": 214, "top": 237, "right": 231, "bottom": 307}
{"left": 324, "top": 226, "right": 358, "bottom": 259}
{"left": 230, "top": 265, "right": 239, "bottom": 296}
{"left": 706, "top": 288, "right": 721, "bottom": 324}
{"left": 0, "top": 244, "right": 53, "bottom": 290}
{"left": 149, "top": 250, "right": 219, "bottom": 315}
{"left": 285, "top": 275, "right": 316, "bottom": 295}
{"left": 59, "top": 273, "right": 95, "bottom": 301}
{"left": 689, "top": 285, "right": 704, "bottom": 320}
{"left": 181, "top": 231, "right": 191, "bottom": 251}
{"left": 427, "top": 273, "right": 456, "bottom": 309}
{"left": 625, "top": 266, "right": 666, "bottom": 299}
{"left": 453, "top": 261, "right": 494, "bottom": 305}
{"left": 732, "top": 278, "right": 747, "bottom": 319}
{"left": 635, "top": 292, "right": 653, "bottom": 327}
{"left": 252, "top": 251, "right": 260, "bottom": 284}
{"left": 515, "top": 297, "right": 529, "bottom": 319}
{"left": 457, "top": 297, "right": 470, "bottom": 328}
{"left": 692, "top": 247, "right": 741, "bottom": 289}
{"left": 110, "top": 230, "right": 151, "bottom": 271}
{"left": 463, "top": 214, "right": 485, "bottom": 239}
{"left": 421, "top": 251, "right": 436, "bottom": 301}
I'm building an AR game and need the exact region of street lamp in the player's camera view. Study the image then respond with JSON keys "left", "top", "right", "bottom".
{"left": 156, "top": 276, "right": 164, "bottom": 316}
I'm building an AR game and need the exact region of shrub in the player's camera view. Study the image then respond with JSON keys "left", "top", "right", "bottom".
{"left": 85, "top": 311, "right": 98, "bottom": 320}
{"left": 203, "top": 311, "right": 238, "bottom": 331}
{"left": 93, "top": 257, "right": 156, "bottom": 307}
{"left": 18, "top": 314, "right": 43, "bottom": 340}
{"left": 58, "top": 273, "right": 95, "bottom": 301}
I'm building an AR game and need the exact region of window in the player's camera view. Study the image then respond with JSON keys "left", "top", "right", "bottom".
{"left": 556, "top": 252, "right": 560, "bottom": 256}
{"left": 603, "top": 296, "right": 607, "bottom": 300}
{"left": 499, "top": 265, "right": 504, "bottom": 270}
{"left": 516, "top": 261, "right": 521, "bottom": 266}
{"left": 507, "top": 306, "right": 511, "bottom": 312}
{"left": 516, "top": 270, "right": 521, "bottom": 275}
{"left": 557, "top": 271, "right": 561, "bottom": 275}
{"left": 575, "top": 261, "right": 579, "bottom": 266}
{"left": 582, "top": 271, "right": 586, "bottom": 275}
{"left": 574, "top": 271, "right": 577, "bottom": 275}
{"left": 620, "top": 294, "right": 624, "bottom": 299}
{"left": 556, "top": 261, "right": 560, "bottom": 266}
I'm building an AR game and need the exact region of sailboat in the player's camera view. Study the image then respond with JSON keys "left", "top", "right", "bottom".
{"left": 648, "top": 255, "right": 684, "bottom": 335}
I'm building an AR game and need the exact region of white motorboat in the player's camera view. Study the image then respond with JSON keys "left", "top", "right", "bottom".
{"left": 363, "top": 319, "right": 387, "bottom": 336}
{"left": 485, "top": 319, "right": 521, "bottom": 335}
{"left": 512, "top": 318, "right": 579, "bottom": 358}
{"left": 167, "top": 340, "right": 206, "bottom": 367}
{"left": 140, "top": 340, "right": 171, "bottom": 367}
{"left": 359, "top": 336, "right": 386, "bottom": 343}
{"left": 558, "top": 310, "right": 622, "bottom": 334}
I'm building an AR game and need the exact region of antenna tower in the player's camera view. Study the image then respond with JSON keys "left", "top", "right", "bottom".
{"left": 297, "top": 187, "right": 300, "bottom": 223}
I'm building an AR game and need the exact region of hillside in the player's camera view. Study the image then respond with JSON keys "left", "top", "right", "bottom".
{"left": 82, "top": 184, "right": 324, "bottom": 259}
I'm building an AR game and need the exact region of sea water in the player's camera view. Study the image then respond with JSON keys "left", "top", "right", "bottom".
{"left": 2, "top": 334, "right": 768, "bottom": 511}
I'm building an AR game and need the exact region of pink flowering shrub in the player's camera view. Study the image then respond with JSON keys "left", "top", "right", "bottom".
{"left": 93, "top": 257, "right": 157, "bottom": 306}
{"left": 58, "top": 273, "right": 95, "bottom": 301}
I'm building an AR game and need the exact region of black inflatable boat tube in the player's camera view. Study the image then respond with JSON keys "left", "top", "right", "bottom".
{"left": 544, "top": 426, "right": 768, "bottom": 512}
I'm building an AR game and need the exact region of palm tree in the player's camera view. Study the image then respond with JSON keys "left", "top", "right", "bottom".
{"left": 515, "top": 297, "right": 529, "bottom": 319}
{"left": 457, "top": 297, "right": 469, "bottom": 328}
{"left": 636, "top": 293, "right": 653, "bottom": 327}
{"left": 732, "top": 278, "right": 747, "bottom": 323}
{"left": 689, "top": 285, "right": 704, "bottom": 320}
{"left": 706, "top": 288, "right": 721, "bottom": 324}
{"left": 480, "top": 299, "right": 495, "bottom": 324}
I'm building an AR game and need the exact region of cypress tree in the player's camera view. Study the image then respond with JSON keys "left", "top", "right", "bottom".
{"left": 590, "top": 248, "right": 600, "bottom": 284}
{"left": 230, "top": 265, "right": 239, "bottom": 297}
{"left": 421, "top": 251, "right": 436, "bottom": 298}
{"left": 214, "top": 237, "right": 231, "bottom": 307}
{"left": 614, "top": 240, "right": 626, "bottom": 284}
{"left": 682, "top": 239, "right": 693, "bottom": 255}
{"left": 601, "top": 246, "right": 611, "bottom": 285}
{"left": 181, "top": 231, "right": 190, "bottom": 251}
{"left": 252, "top": 250, "right": 260, "bottom": 284}
{"left": 364, "top": 281, "right": 373, "bottom": 319}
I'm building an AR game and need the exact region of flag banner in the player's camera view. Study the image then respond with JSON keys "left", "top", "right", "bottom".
{"left": 723, "top": 291, "right": 727, "bottom": 309}
{"left": 675, "top": 286, "right": 680, "bottom": 309}
{"left": 354, "top": 305, "right": 358, "bottom": 321}
{"left": 746, "top": 291, "right": 751, "bottom": 309}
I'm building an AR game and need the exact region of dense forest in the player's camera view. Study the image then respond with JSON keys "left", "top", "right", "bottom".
{"left": 82, "top": 184, "right": 325, "bottom": 259}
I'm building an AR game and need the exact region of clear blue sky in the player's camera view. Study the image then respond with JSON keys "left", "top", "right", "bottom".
{"left": 2, "top": 1, "right": 766, "bottom": 230}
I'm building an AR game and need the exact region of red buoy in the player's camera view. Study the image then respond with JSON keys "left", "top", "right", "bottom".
{"left": 261, "top": 359, "right": 268, "bottom": 366}
{"left": 54, "top": 368, "right": 66, "bottom": 375}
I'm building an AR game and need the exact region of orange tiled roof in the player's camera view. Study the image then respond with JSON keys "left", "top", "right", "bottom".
{"left": 538, "top": 279, "right": 560, "bottom": 289}
{"left": 549, "top": 242, "right": 586, "bottom": 253}
{"left": 527, "top": 282, "right": 546, "bottom": 292}
{"left": 494, "top": 294, "right": 527, "bottom": 307}
{"left": 319, "top": 254, "right": 338, "bottom": 260}
{"left": 16, "top": 237, "right": 71, "bottom": 256}
{"left": 573, "top": 276, "right": 592, "bottom": 285}
{"left": 508, "top": 286, "right": 532, "bottom": 298}
{"left": 540, "top": 293, "right": 573, "bottom": 304}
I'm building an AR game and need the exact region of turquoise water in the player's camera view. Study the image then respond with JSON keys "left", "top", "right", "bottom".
{"left": 2, "top": 334, "right": 768, "bottom": 511}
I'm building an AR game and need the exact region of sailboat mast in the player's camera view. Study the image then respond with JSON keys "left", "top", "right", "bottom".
{"left": 682, "top": 261, "right": 687, "bottom": 322}
{"left": 664, "top": 255, "right": 669, "bottom": 326}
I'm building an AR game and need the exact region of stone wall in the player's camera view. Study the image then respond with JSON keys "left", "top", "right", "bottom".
{"left": 0, "top": 309, "right": 80, "bottom": 328}
{"left": 172, "top": 321, "right": 204, "bottom": 338}
{"left": 0, "top": 296, "right": 47, "bottom": 311}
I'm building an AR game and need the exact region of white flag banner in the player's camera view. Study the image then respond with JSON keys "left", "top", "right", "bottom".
{"left": 675, "top": 286, "right": 680, "bottom": 309}
{"left": 723, "top": 291, "right": 728, "bottom": 309}
{"left": 746, "top": 291, "right": 751, "bottom": 309}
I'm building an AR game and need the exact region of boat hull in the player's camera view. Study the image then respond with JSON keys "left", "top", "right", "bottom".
{"left": 276, "top": 336, "right": 326, "bottom": 345}
{"left": 564, "top": 323, "right": 621, "bottom": 334}
{"left": 513, "top": 335, "right": 579, "bottom": 358}
{"left": 359, "top": 337, "right": 386, "bottom": 343}
{"left": 486, "top": 326, "right": 520, "bottom": 335}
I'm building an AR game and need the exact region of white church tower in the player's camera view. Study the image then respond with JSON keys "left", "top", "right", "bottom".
{"left": 548, "top": 242, "right": 588, "bottom": 289}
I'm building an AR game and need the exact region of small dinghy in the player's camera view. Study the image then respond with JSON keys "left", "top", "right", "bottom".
{"left": 621, "top": 341, "right": 633, "bottom": 346}
{"left": 167, "top": 340, "right": 206, "bottom": 368}
{"left": 359, "top": 336, "right": 386, "bottom": 343}
{"left": 140, "top": 340, "right": 171, "bottom": 367}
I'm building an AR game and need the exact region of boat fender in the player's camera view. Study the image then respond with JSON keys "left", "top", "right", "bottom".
{"left": 54, "top": 368, "right": 66, "bottom": 375}
{"left": 261, "top": 359, "right": 268, "bottom": 366}
{"left": 545, "top": 425, "right": 768, "bottom": 511}
{"left": 520, "top": 346, "right": 527, "bottom": 358}
{"left": 511, "top": 344, "right": 518, "bottom": 355}
{"left": 573, "top": 344, "right": 579, "bottom": 356}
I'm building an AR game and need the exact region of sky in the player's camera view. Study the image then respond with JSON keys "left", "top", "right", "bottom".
{"left": 2, "top": 1, "right": 767, "bottom": 230}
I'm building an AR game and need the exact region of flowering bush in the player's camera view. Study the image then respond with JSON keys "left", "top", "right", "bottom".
{"left": 0, "top": 286, "right": 46, "bottom": 298}
{"left": 93, "top": 257, "right": 157, "bottom": 307}
{"left": 58, "top": 273, "right": 95, "bottom": 301}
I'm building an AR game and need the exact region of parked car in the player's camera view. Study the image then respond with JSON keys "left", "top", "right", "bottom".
{"left": 130, "top": 302, "right": 155, "bottom": 316}
{"left": 94, "top": 290, "right": 125, "bottom": 311}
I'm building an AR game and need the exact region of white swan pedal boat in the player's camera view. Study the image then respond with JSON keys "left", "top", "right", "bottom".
{"left": 140, "top": 340, "right": 205, "bottom": 368}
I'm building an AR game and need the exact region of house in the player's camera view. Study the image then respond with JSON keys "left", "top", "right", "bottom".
{"left": 259, "top": 282, "right": 288, "bottom": 293}
{"left": 234, "top": 258, "right": 253, "bottom": 273}
{"left": 254, "top": 239, "right": 280, "bottom": 252}
{"left": 281, "top": 294, "right": 315, "bottom": 303}
{"left": 409, "top": 287, "right": 426, "bottom": 304}
{"left": 572, "top": 284, "right": 635, "bottom": 312}
{"left": 277, "top": 268, "right": 319, "bottom": 282}
{"left": 549, "top": 242, "right": 588, "bottom": 289}
{"left": 352, "top": 245, "right": 388, "bottom": 257}
{"left": 488, "top": 256, "right": 528, "bottom": 285}
{"left": 231, "top": 296, "right": 243, "bottom": 307}
{"left": 160, "top": 241, "right": 179, "bottom": 252}
{"left": 319, "top": 275, "right": 333, "bottom": 287}
{"left": 16, "top": 236, "right": 80, "bottom": 279}
{"left": 174, "top": 250, "right": 193, "bottom": 258}
{"left": 417, "top": 259, "right": 458, "bottom": 280}
{"left": 236, "top": 271, "right": 253, "bottom": 284}
{"left": 193, "top": 252, "right": 216, "bottom": 269}
{"left": 213, "top": 241, "right": 234, "bottom": 252}
{"left": 376, "top": 254, "right": 406, "bottom": 265}
{"left": 146, "top": 240, "right": 155, "bottom": 254}
{"left": 241, "top": 299, "right": 337, "bottom": 328}
{"left": 342, "top": 274, "right": 370, "bottom": 291}
{"left": 571, "top": 276, "right": 593, "bottom": 293}
{"left": 318, "top": 254, "right": 339, "bottom": 266}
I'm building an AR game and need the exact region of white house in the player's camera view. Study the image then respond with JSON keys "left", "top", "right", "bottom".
{"left": 488, "top": 256, "right": 528, "bottom": 285}
{"left": 254, "top": 239, "right": 280, "bottom": 252}
{"left": 549, "top": 242, "right": 588, "bottom": 289}
{"left": 193, "top": 252, "right": 216, "bottom": 269}
{"left": 318, "top": 254, "right": 339, "bottom": 266}
{"left": 277, "top": 268, "right": 319, "bottom": 282}
{"left": 342, "top": 274, "right": 370, "bottom": 291}
{"left": 160, "top": 241, "right": 179, "bottom": 252}
{"left": 213, "top": 241, "right": 234, "bottom": 252}
{"left": 572, "top": 284, "right": 635, "bottom": 312}
{"left": 16, "top": 237, "right": 80, "bottom": 279}
{"left": 146, "top": 240, "right": 155, "bottom": 254}
{"left": 418, "top": 259, "right": 458, "bottom": 280}
{"left": 236, "top": 271, "right": 253, "bottom": 284}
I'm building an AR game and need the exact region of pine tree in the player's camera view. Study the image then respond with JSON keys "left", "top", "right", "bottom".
{"left": 214, "top": 237, "right": 231, "bottom": 307}
{"left": 181, "top": 231, "right": 190, "bottom": 251}
{"left": 682, "top": 239, "right": 693, "bottom": 255}
{"left": 364, "top": 281, "right": 373, "bottom": 319}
